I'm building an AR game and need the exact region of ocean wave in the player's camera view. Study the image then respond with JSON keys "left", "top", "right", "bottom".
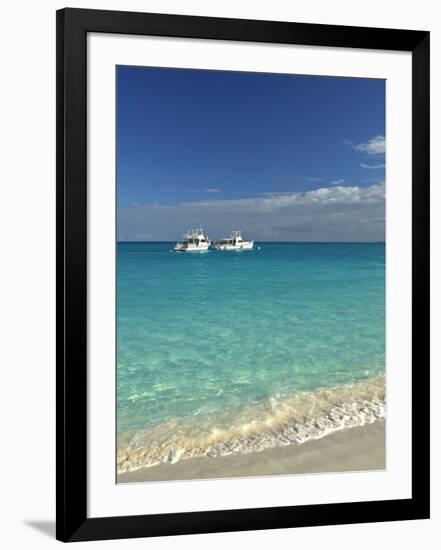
{"left": 117, "top": 376, "right": 385, "bottom": 474}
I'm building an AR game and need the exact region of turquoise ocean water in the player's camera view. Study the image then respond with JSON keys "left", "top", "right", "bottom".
{"left": 117, "top": 242, "right": 385, "bottom": 472}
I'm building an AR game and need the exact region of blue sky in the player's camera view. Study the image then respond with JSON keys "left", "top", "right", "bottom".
{"left": 117, "top": 66, "right": 385, "bottom": 241}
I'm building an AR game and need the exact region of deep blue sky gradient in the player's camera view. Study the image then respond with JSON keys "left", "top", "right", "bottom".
{"left": 117, "top": 66, "right": 385, "bottom": 209}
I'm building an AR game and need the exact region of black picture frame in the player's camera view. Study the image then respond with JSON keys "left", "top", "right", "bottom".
{"left": 56, "top": 7, "right": 430, "bottom": 543}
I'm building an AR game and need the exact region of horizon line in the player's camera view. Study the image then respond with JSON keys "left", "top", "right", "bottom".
{"left": 117, "top": 240, "right": 386, "bottom": 244}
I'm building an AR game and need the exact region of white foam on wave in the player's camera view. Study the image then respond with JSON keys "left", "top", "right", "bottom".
{"left": 117, "top": 376, "right": 385, "bottom": 474}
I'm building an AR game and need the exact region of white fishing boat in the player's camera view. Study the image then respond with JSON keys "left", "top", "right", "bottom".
{"left": 213, "top": 231, "right": 254, "bottom": 251}
{"left": 174, "top": 228, "right": 211, "bottom": 252}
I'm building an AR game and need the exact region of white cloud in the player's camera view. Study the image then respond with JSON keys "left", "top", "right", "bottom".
{"left": 350, "top": 135, "right": 386, "bottom": 156}
{"left": 205, "top": 188, "right": 221, "bottom": 193}
{"left": 331, "top": 179, "right": 345, "bottom": 186}
{"left": 118, "top": 182, "right": 385, "bottom": 242}
{"left": 360, "top": 163, "right": 385, "bottom": 170}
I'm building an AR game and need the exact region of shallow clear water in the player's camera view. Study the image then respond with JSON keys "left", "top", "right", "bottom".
{"left": 117, "top": 242, "right": 385, "bottom": 451}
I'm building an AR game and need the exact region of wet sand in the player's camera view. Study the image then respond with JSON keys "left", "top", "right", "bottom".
{"left": 118, "top": 419, "right": 385, "bottom": 483}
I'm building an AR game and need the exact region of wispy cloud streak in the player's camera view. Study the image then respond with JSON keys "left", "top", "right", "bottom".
{"left": 347, "top": 135, "right": 386, "bottom": 156}
{"left": 360, "top": 163, "right": 385, "bottom": 170}
{"left": 185, "top": 188, "right": 222, "bottom": 193}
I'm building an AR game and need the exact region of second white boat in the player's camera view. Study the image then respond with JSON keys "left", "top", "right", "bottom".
{"left": 213, "top": 231, "right": 254, "bottom": 251}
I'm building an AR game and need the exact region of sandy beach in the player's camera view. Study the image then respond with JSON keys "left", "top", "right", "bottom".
{"left": 118, "top": 419, "right": 385, "bottom": 484}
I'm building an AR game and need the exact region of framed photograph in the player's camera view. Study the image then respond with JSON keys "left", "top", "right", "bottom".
{"left": 56, "top": 8, "right": 430, "bottom": 542}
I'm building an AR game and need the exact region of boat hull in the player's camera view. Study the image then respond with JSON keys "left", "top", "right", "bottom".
{"left": 174, "top": 244, "right": 210, "bottom": 252}
{"left": 213, "top": 241, "right": 254, "bottom": 251}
